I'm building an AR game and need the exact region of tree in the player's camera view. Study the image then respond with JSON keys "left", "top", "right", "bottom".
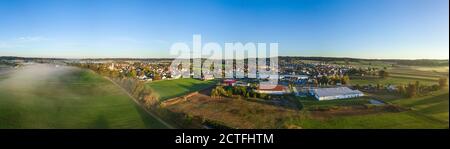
{"left": 341, "top": 75, "right": 350, "bottom": 85}
{"left": 240, "top": 87, "right": 247, "bottom": 96}
{"left": 211, "top": 86, "right": 228, "bottom": 98}
{"left": 328, "top": 75, "right": 337, "bottom": 85}
{"left": 110, "top": 70, "right": 120, "bottom": 78}
{"left": 354, "top": 84, "right": 361, "bottom": 89}
{"left": 132, "top": 82, "right": 145, "bottom": 97}
{"left": 431, "top": 84, "right": 440, "bottom": 91}
{"left": 415, "top": 81, "right": 420, "bottom": 94}
{"left": 252, "top": 92, "right": 257, "bottom": 98}
{"left": 397, "top": 85, "right": 406, "bottom": 95}
{"left": 406, "top": 84, "right": 417, "bottom": 98}
{"left": 226, "top": 89, "right": 233, "bottom": 97}
{"left": 258, "top": 93, "right": 268, "bottom": 99}
{"left": 154, "top": 73, "right": 161, "bottom": 80}
{"left": 313, "top": 79, "right": 319, "bottom": 87}
{"left": 129, "top": 69, "right": 137, "bottom": 78}
{"left": 376, "top": 84, "right": 383, "bottom": 90}
{"left": 378, "top": 70, "right": 389, "bottom": 78}
{"left": 143, "top": 93, "right": 159, "bottom": 108}
{"left": 211, "top": 88, "right": 219, "bottom": 98}
{"left": 439, "top": 77, "right": 448, "bottom": 89}
{"left": 320, "top": 76, "right": 329, "bottom": 86}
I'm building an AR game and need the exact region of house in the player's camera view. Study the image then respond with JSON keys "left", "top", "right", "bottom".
{"left": 281, "top": 75, "right": 309, "bottom": 85}
{"left": 138, "top": 75, "right": 147, "bottom": 80}
{"left": 108, "top": 63, "right": 115, "bottom": 70}
{"left": 235, "top": 81, "right": 250, "bottom": 87}
{"left": 386, "top": 85, "right": 397, "bottom": 92}
{"left": 202, "top": 74, "right": 215, "bottom": 81}
{"left": 223, "top": 79, "right": 236, "bottom": 86}
{"left": 281, "top": 75, "right": 309, "bottom": 80}
{"left": 310, "top": 87, "right": 364, "bottom": 101}
{"left": 255, "top": 85, "right": 288, "bottom": 95}
{"left": 171, "top": 74, "right": 182, "bottom": 79}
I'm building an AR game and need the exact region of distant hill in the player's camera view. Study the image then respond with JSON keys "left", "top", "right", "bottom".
{"left": 279, "top": 56, "right": 449, "bottom": 67}
{"left": 1, "top": 56, "right": 448, "bottom": 66}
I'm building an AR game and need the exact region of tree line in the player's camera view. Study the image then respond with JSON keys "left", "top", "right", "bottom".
{"left": 70, "top": 63, "right": 161, "bottom": 107}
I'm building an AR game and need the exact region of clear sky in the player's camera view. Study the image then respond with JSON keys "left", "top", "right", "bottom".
{"left": 0, "top": 0, "right": 448, "bottom": 59}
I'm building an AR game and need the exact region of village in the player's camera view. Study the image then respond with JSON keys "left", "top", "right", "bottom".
{"left": 4, "top": 56, "right": 445, "bottom": 104}
{"left": 66, "top": 58, "right": 384, "bottom": 101}
{"left": 1, "top": 56, "right": 448, "bottom": 129}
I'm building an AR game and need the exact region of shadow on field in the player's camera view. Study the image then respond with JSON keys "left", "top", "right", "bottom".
{"left": 132, "top": 102, "right": 167, "bottom": 129}
{"left": 90, "top": 115, "right": 110, "bottom": 128}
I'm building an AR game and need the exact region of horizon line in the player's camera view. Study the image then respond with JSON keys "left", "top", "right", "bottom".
{"left": 1, "top": 55, "right": 449, "bottom": 61}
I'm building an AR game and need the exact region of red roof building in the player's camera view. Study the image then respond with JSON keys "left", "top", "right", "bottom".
{"left": 255, "top": 85, "right": 287, "bottom": 95}
{"left": 223, "top": 79, "right": 237, "bottom": 86}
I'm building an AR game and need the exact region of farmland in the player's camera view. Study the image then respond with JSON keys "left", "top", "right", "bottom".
{"left": 350, "top": 75, "right": 438, "bottom": 86}
{"left": 392, "top": 90, "right": 449, "bottom": 123}
{"left": 0, "top": 64, "right": 168, "bottom": 128}
{"left": 162, "top": 63, "right": 449, "bottom": 129}
{"left": 289, "top": 111, "right": 446, "bottom": 129}
{"left": 1, "top": 58, "right": 446, "bottom": 129}
{"left": 287, "top": 90, "right": 448, "bottom": 129}
{"left": 289, "top": 65, "right": 448, "bottom": 129}
{"left": 146, "top": 78, "right": 217, "bottom": 101}
{"left": 165, "top": 89, "right": 448, "bottom": 128}
{"left": 350, "top": 65, "right": 448, "bottom": 86}
{"left": 163, "top": 89, "right": 303, "bottom": 129}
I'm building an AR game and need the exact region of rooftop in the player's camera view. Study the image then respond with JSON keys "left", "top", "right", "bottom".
{"left": 312, "top": 87, "right": 363, "bottom": 97}
{"left": 257, "top": 85, "right": 285, "bottom": 91}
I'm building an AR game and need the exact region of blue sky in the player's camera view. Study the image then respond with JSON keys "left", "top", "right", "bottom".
{"left": 0, "top": 0, "right": 448, "bottom": 59}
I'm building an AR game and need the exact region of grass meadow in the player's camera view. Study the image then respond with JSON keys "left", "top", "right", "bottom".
{"left": 351, "top": 65, "right": 447, "bottom": 86}
{"left": 0, "top": 64, "right": 167, "bottom": 128}
{"left": 146, "top": 78, "right": 217, "bottom": 101}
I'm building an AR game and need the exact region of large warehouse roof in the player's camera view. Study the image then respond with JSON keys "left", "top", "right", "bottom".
{"left": 312, "top": 87, "right": 363, "bottom": 97}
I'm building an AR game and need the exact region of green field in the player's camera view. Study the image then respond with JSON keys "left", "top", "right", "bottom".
{"left": 289, "top": 64, "right": 449, "bottom": 129}
{"left": 299, "top": 96, "right": 371, "bottom": 109}
{"left": 0, "top": 64, "right": 167, "bottom": 128}
{"left": 350, "top": 65, "right": 447, "bottom": 86}
{"left": 146, "top": 78, "right": 217, "bottom": 101}
{"left": 289, "top": 89, "right": 449, "bottom": 129}
{"left": 392, "top": 90, "right": 449, "bottom": 123}
{"left": 351, "top": 76, "right": 439, "bottom": 86}
{"left": 290, "top": 111, "right": 446, "bottom": 129}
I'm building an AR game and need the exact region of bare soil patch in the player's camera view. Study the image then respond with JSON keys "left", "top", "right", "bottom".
{"left": 162, "top": 88, "right": 303, "bottom": 128}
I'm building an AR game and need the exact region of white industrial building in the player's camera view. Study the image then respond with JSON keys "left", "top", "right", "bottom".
{"left": 310, "top": 87, "right": 364, "bottom": 101}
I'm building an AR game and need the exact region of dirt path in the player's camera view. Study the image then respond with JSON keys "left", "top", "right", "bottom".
{"left": 103, "top": 76, "right": 176, "bottom": 129}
